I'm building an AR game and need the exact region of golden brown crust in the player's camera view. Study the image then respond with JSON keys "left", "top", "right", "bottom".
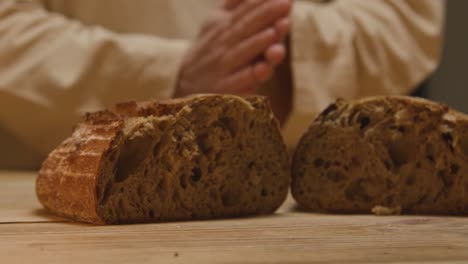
{"left": 36, "top": 121, "right": 122, "bottom": 224}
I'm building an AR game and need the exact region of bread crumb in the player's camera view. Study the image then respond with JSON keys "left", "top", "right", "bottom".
{"left": 371, "top": 205, "right": 402, "bottom": 216}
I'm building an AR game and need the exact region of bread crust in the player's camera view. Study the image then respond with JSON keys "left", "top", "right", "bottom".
{"left": 37, "top": 95, "right": 289, "bottom": 224}
{"left": 292, "top": 96, "right": 468, "bottom": 215}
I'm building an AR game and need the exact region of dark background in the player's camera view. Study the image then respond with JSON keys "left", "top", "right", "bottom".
{"left": 427, "top": 0, "right": 468, "bottom": 113}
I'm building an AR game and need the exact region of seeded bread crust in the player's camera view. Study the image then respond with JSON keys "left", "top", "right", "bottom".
{"left": 292, "top": 96, "right": 468, "bottom": 215}
{"left": 37, "top": 95, "right": 290, "bottom": 224}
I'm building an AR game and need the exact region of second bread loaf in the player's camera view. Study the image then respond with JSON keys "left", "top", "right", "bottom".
{"left": 292, "top": 96, "right": 468, "bottom": 215}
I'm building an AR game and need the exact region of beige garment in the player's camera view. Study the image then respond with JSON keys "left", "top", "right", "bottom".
{"left": 0, "top": 0, "right": 445, "bottom": 169}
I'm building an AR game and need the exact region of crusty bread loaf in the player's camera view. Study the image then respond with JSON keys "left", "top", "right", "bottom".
{"left": 292, "top": 96, "right": 468, "bottom": 215}
{"left": 37, "top": 95, "right": 290, "bottom": 224}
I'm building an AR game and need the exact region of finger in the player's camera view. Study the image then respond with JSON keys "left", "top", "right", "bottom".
{"left": 275, "top": 17, "right": 290, "bottom": 41}
{"left": 215, "top": 66, "right": 258, "bottom": 95}
{"left": 225, "top": 0, "right": 291, "bottom": 45}
{"left": 223, "top": 0, "right": 244, "bottom": 10}
{"left": 230, "top": 0, "right": 266, "bottom": 22}
{"left": 182, "top": 47, "right": 226, "bottom": 78}
{"left": 253, "top": 61, "right": 274, "bottom": 82}
{"left": 223, "top": 28, "right": 277, "bottom": 72}
{"left": 265, "top": 44, "right": 286, "bottom": 66}
{"left": 219, "top": 0, "right": 266, "bottom": 43}
{"left": 191, "top": 17, "right": 231, "bottom": 61}
{"left": 199, "top": 11, "right": 227, "bottom": 36}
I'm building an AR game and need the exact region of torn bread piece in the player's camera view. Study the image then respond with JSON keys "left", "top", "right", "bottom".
{"left": 292, "top": 96, "right": 468, "bottom": 215}
{"left": 37, "top": 95, "right": 290, "bottom": 224}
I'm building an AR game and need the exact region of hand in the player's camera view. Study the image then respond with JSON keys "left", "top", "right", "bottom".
{"left": 175, "top": 0, "right": 291, "bottom": 97}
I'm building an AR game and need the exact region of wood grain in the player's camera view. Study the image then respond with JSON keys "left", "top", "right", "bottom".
{"left": 0, "top": 171, "right": 64, "bottom": 223}
{"left": 1, "top": 171, "right": 468, "bottom": 263}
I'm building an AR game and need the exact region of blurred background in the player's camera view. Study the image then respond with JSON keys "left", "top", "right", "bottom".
{"left": 427, "top": 0, "right": 468, "bottom": 113}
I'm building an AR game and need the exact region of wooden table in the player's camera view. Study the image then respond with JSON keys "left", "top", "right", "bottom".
{"left": 2, "top": 171, "right": 468, "bottom": 263}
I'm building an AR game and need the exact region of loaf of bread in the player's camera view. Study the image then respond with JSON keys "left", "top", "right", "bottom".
{"left": 292, "top": 96, "right": 468, "bottom": 215}
{"left": 37, "top": 95, "right": 290, "bottom": 224}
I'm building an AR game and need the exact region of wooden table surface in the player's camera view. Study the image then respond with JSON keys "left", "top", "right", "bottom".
{"left": 2, "top": 171, "right": 468, "bottom": 264}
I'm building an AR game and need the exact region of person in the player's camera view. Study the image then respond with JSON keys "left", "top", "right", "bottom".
{"left": 0, "top": 0, "right": 292, "bottom": 168}
{"left": 0, "top": 0, "right": 445, "bottom": 169}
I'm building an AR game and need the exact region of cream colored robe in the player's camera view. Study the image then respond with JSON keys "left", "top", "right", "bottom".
{"left": 0, "top": 0, "right": 445, "bottom": 169}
